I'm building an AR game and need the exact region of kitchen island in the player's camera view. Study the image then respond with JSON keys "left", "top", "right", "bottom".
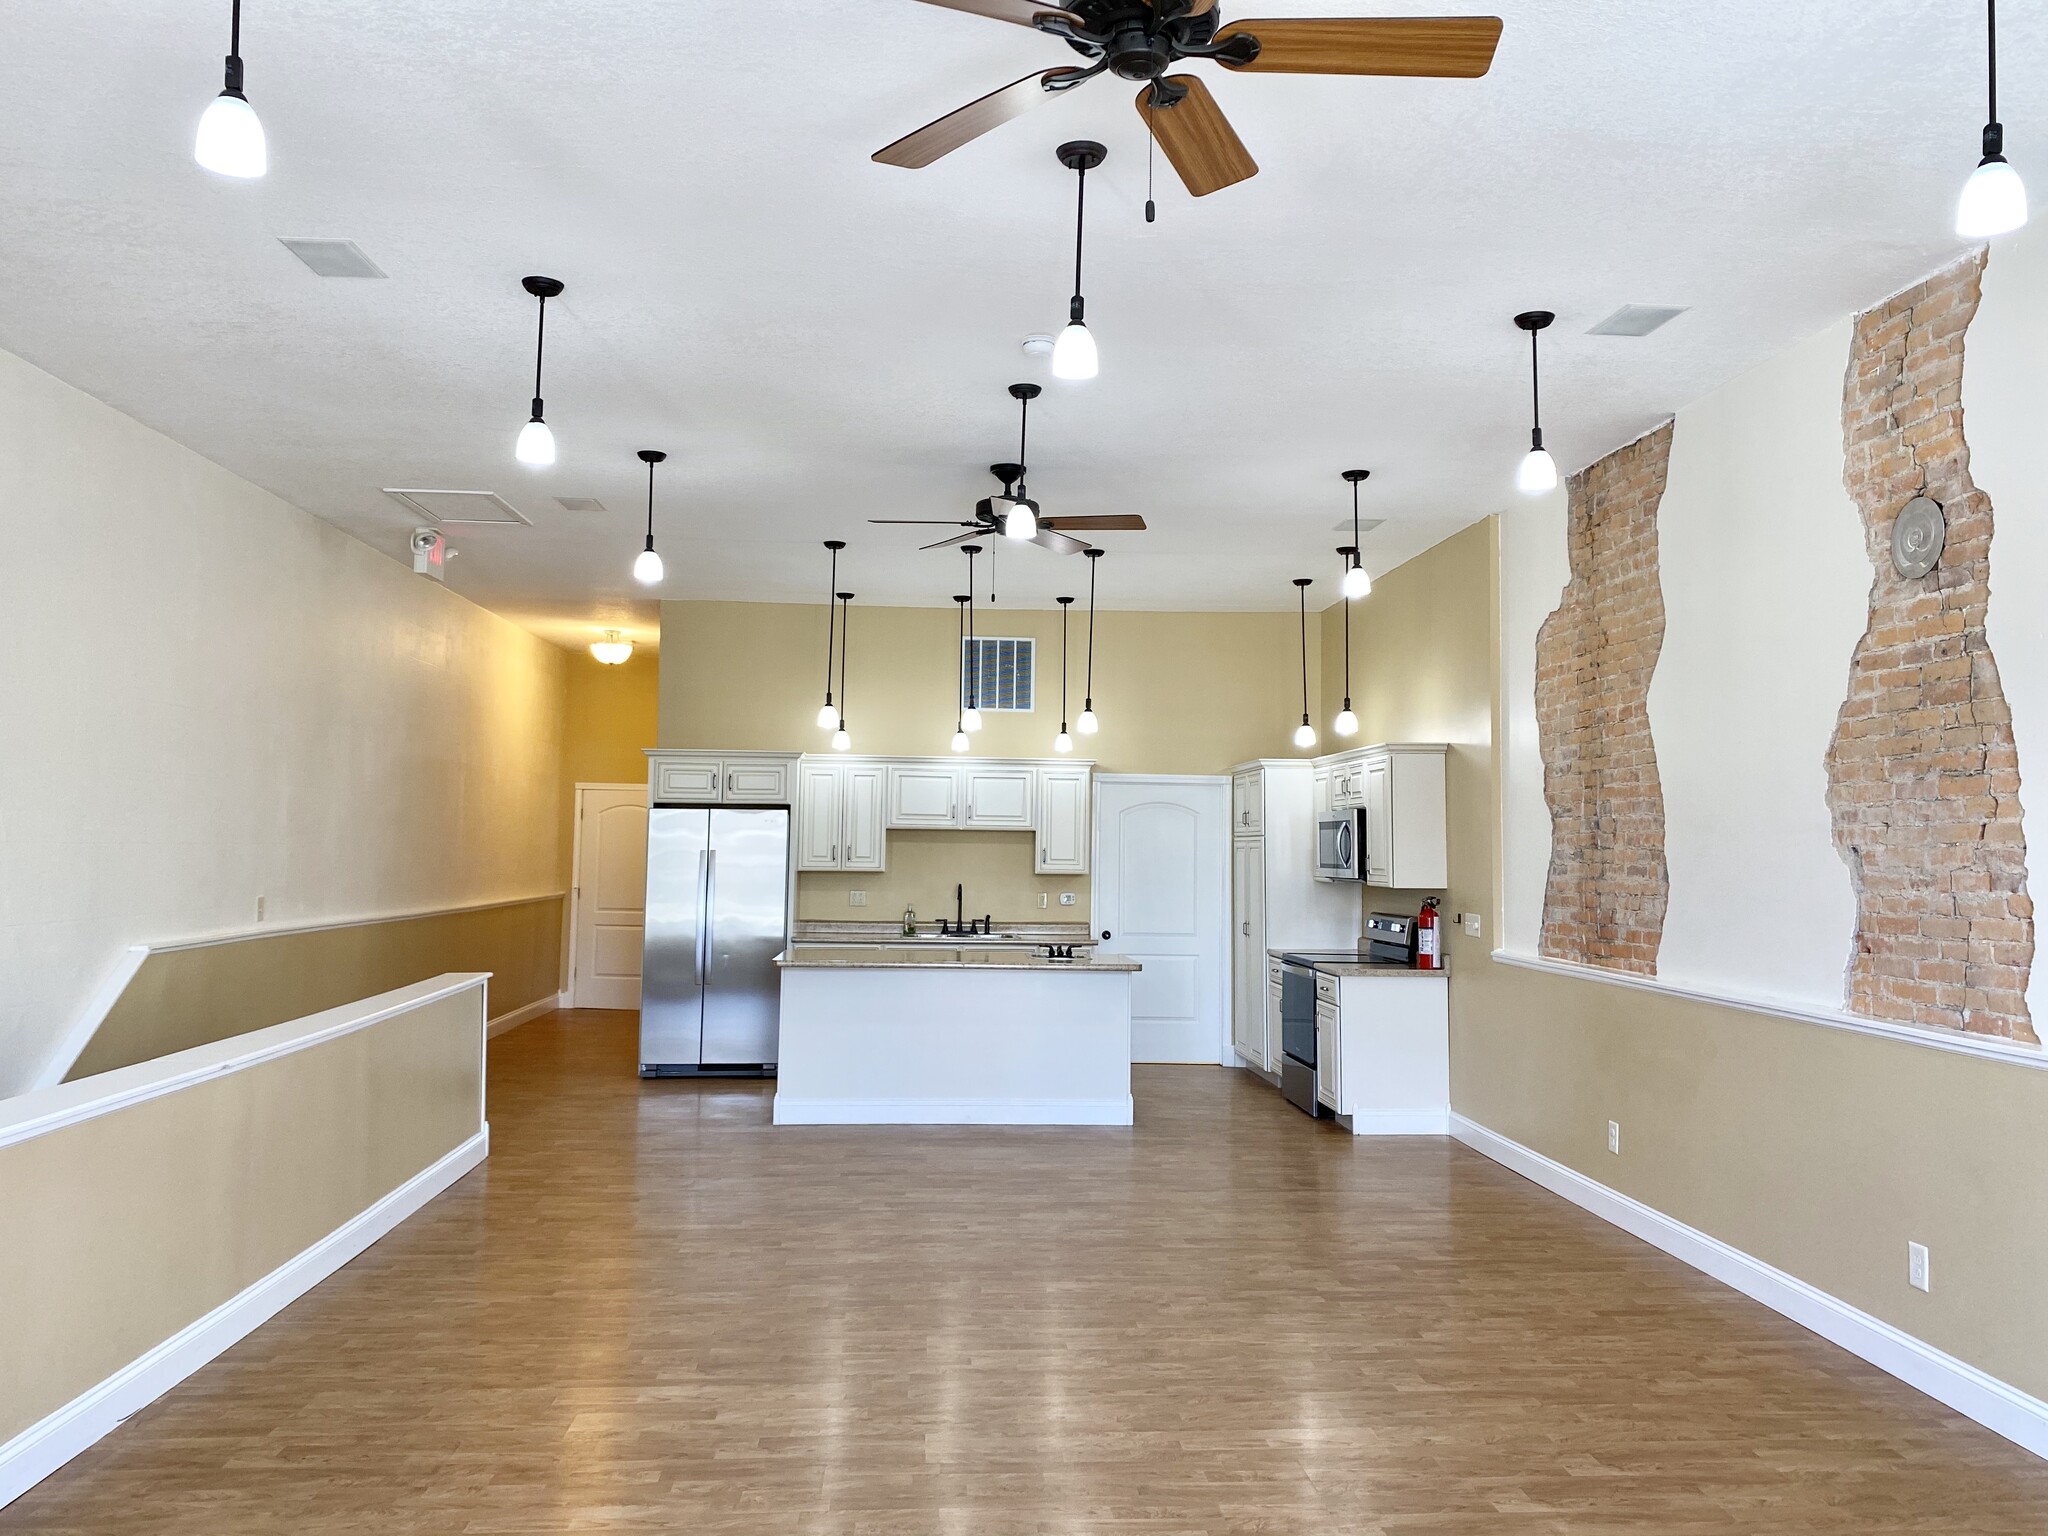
{"left": 772, "top": 945, "right": 1140, "bottom": 1126}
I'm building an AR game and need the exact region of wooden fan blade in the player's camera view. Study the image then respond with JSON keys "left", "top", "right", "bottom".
{"left": 1031, "top": 527, "right": 1090, "bottom": 555}
{"left": 1216, "top": 17, "right": 1503, "bottom": 77}
{"left": 874, "top": 67, "right": 1092, "bottom": 169}
{"left": 910, "top": 0, "right": 1081, "bottom": 28}
{"left": 918, "top": 529, "right": 984, "bottom": 552}
{"left": 1136, "top": 78, "right": 1255, "bottom": 197}
{"left": 1039, "top": 514, "right": 1148, "bottom": 531}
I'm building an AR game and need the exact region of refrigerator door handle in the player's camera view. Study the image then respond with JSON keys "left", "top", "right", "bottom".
{"left": 692, "top": 851, "right": 711, "bottom": 986}
{"left": 698, "top": 850, "right": 716, "bottom": 984}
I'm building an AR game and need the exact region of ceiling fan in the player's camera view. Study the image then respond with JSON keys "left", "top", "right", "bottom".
{"left": 876, "top": 1, "right": 1503, "bottom": 196}
{"left": 870, "top": 382, "right": 1147, "bottom": 554}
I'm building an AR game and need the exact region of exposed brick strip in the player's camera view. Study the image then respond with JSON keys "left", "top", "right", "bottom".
{"left": 1535, "top": 422, "right": 1674, "bottom": 974}
{"left": 1826, "top": 252, "right": 2035, "bottom": 1043}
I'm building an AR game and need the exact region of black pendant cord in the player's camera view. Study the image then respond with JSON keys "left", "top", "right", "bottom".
{"left": 1070, "top": 163, "right": 1088, "bottom": 322}
{"left": 642, "top": 456, "right": 657, "bottom": 552}
{"left": 837, "top": 594, "right": 852, "bottom": 726}
{"left": 822, "top": 543, "right": 839, "bottom": 707}
{"left": 1017, "top": 393, "right": 1031, "bottom": 496}
{"left": 955, "top": 597, "right": 969, "bottom": 728}
{"left": 531, "top": 291, "right": 549, "bottom": 419}
{"left": 1528, "top": 324, "right": 1542, "bottom": 444}
{"left": 1985, "top": 0, "right": 2005, "bottom": 155}
{"left": 1341, "top": 556, "right": 1354, "bottom": 707}
{"left": 965, "top": 549, "right": 979, "bottom": 710}
{"left": 1083, "top": 550, "right": 1098, "bottom": 710}
{"left": 1058, "top": 597, "right": 1072, "bottom": 728}
{"left": 224, "top": 0, "right": 245, "bottom": 92}
{"left": 1296, "top": 579, "right": 1311, "bottom": 722}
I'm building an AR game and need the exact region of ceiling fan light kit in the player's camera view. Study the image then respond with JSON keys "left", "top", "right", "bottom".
{"left": 1957, "top": 0, "right": 2028, "bottom": 238}
{"left": 515, "top": 276, "right": 564, "bottom": 468}
{"left": 195, "top": 0, "right": 267, "bottom": 178}
{"left": 633, "top": 450, "right": 667, "bottom": 585}
{"left": 816, "top": 540, "right": 845, "bottom": 730}
{"left": 1513, "top": 310, "right": 1560, "bottom": 496}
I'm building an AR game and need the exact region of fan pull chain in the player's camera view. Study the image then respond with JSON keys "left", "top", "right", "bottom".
{"left": 1145, "top": 104, "right": 1157, "bottom": 224}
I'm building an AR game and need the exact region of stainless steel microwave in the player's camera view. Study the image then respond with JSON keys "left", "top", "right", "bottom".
{"left": 1315, "top": 810, "right": 1365, "bottom": 882}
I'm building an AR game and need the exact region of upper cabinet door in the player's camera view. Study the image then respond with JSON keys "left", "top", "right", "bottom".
{"left": 841, "top": 765, "right": 887, "bottom": 871}
{"left": 1231, "top": 770, "right": 1263, "bottom": 834}
{"left": 887, "top": 764, "right": 963, "bottom": 829}
{"left": 653, "top": 757, "right": 721, "bottom": 803}
{"left": 723, "top": 760, "right": 790, "bottom": 804}
{"left": 962, "top": 765, "right": 1035, "bottom": 829}
{"left": 1036, "top": 767, "right": 1090, "bottom": 874}
{"left": 1362, "top": 757, "right": 1393, "bottom": 885}
{"left": 795, "top": 764, "right": 844, "bottom": 871}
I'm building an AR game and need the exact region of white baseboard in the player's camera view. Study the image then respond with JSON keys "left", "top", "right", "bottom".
{"left": 1450, "top": 1114, "right": 2048, "bottom": 1461}
{"left": 772, "top": 1095, "right": 1135, "bottom": 1126}
{"left": 0, "top": 1128, "right": 489, "bottom": 1509}
{"left": 1345, "top": 1108, "right": 1451, "bottom": 1136}
{"left": 486, "top": 993, "right": 560, "bottom": 1038}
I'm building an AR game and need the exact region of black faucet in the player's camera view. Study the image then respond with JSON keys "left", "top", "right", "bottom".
{"left": 940, "top": 883, "right": 993, "bottom": 937}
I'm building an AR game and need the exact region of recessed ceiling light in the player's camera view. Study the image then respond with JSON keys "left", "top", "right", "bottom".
{"left": 1588, "top": 304, "right": 1687, "bottom": 337}
{"left": 556, "top": 496, "right": 606, "bottom": 512}
{"left": 278, "top": 237, "right": 386, "bottom": 278}
{"left": 382, "top": 488, "right": 531, "bottom": 526}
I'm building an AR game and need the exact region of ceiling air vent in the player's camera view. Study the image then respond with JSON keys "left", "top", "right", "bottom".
{"left": 1328, "top": 517, "right": 1387, "bottom": 535}
{"left": 1588, "top": 304, "right": 1688, "bottom": 337}
{"left": 278, "top": 237, "right": 387, "bottom": 279}
{"left": 381, "top": 489, "right": 531, "bottom": 526}
{"left": 556, "top": 497, "right": 607, "bottom": 513}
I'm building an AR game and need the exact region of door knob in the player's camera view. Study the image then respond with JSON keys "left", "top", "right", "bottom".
{"left": 1101, "top": 930, "right": 1111, "bottom": 940}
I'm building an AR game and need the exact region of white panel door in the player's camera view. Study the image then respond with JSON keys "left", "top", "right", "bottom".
{"left": 1094, "top": 776, "right": 1230, "bottom": 1064}
{"left": 573, "top": 785, "right": 649, "bottom": 1010}
{"left": 1036, "top": 767, "right": 1090, "bottom": 874}
{"left": 842, "top": 764, "right": 887, "bottom": 871}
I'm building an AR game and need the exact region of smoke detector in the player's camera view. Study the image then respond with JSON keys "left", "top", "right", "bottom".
{"left": 382, "top": 488, "right": 531, "bottom": 525}
{"left": 1021, "top": 334, "right": 1056, "bottom": 358}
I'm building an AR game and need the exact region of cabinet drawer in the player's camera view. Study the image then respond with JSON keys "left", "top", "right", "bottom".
{"left": 1315, "top": 974, "right": 1338, "bottom": 1005}
{"left": 723, "top": 760, "right": 790, "bottom": 803}
{"left": 653, "top": 758, "right": 720, "bottom": 802}
{"left": 1267, "top": 960, "right": 1284, "bottom": 989}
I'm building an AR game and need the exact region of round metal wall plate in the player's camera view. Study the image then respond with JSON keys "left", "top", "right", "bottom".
{"left": 1892, "top": 495, "right": 1945, "bottom": 578}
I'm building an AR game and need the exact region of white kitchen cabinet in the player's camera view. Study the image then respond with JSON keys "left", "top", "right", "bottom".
{"left": 1231, "top": 770, "right": 1264, "bottom": 834}
{"left": 1231, "top": 843, "right": 1268, "bottom": 1064}
{"left": 1320, "top": 973, "right": 1450, "bottom": 1134}
{"left": 1313, "top": 765, "right": 1335, "bottom": 817}
{"left": 888, "top": 764, "right": 963, "bottom": 828}
{"left": 648, "top": 751, "right": 796, "bottom": 806}
{"left": 1311, "top": 744, "right": 1449, "bottom": 891}
{"left": 1035, "top": 766, "right": 1090, "bottom": 874}
{"left": 1315, "top": 999, "right": 1342, "bottom": 1111}
{"left": 962, "top": 765, "right": 1035, "bottom": 829}
{"left": 795, "top": 761, "right": 888, "bottom": 872}
{"left": 723, "top": 759, "right": 791, "bottom": 803}
{"left": 1331, "top": 762, "right": 1365, "bottom": 809}
{"left": 653, "top": 757, "right": 721, "bottom": 802}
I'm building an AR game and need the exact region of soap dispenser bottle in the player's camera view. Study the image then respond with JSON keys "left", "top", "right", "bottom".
{"left": 902, "top": 906, "right": 916, "bottom": 938}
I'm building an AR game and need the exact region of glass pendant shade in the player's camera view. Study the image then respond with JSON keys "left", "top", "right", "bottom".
{"left": 832, "top": 727, "right": 851, "bottom": 752}
{"left": 951, "top": 729, "right": 969, "bottom": 753}
{"left": 515, "top": 417, "right": 556, "bottom": 467}
{"left": 1003, "top": 498, "right": 1038, "bottom": 539}
{"left": 1335, "top": 706, "right": 1359, "bottom": 737}
{"left": 632, "top": 546, "right": 664, "bottom": 585}
{"left": 1077, "top": 707, "right": 1098, "bottom": 734}
{"left": 1055, "top": 730, "right": 1073, "bottom": 754}
{"left": 1958, "top": 156, "right": 2028, "bottom": 237}
{"left": 1517, "top": 446, "right": 1559, "bottom": 496}
{"left": 816, "top": 702, "right": 839, "bottom": 730}
{"left": 1051, "top": 321, "right": 1098, "bottom": 380}
{"left": 1341, "top": 562, "right": 1372, "bottom": 600}
{"left": 195, "top": 91, "right": 266, "bottom": 177}
{"left": 962, "top": 706, "right": 983, "bottom": 732}
{"left": 589, "top": 632, "right": 633, "bottom": 665}
{"left": 1293, "top": 719, "right": 1318, "bottom": 750}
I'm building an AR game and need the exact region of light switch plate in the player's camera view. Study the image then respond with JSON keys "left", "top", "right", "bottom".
{"left": 1909, "top": 1241, "right": 1930, "bottom": 1292}
{"left": 848, "top": 891, "right": 867, "bottom": 907}
{"left": 1463, "top": 912, "right": 1482, "bottom": 938}
{"left": 1060, "top": 892, "right": 1077, "bottom": 906}
{"left": 1607, "top": 1120, "right": 1621, "bottom": 1155}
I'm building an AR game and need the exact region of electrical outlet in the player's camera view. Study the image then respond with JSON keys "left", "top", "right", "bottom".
{"left": 1060, "top": 892, "right": 1077, "bottom": 907}
{"left": 1607, "top": 1120, "right": 1621, "bottom": 1155}
{"left": 1462, "top": 911, "right": 1482, "bottom": 938}
{"left": 848, "top": 891, "right": 867, "bottom": 908}
{"left": 1909, "top": 1241, "right": 1930, "bottom": 1292}
{"left": 255, "top": 895, "right": 266, "bottom": 922}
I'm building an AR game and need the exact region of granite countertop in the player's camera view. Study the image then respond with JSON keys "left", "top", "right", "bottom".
{"left": 795, "top": 921, "right": 1094, "bottom": 947}
{"left": 778, "top": 944, "right": 1140, "bottom": 973}
{"left": 1264, "top": 948, "right": 1448, "bottom": 978}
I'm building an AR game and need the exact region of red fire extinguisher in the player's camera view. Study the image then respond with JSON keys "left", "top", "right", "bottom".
{"left": 1415, "top": 898, "right": 1442, "bottom": 970}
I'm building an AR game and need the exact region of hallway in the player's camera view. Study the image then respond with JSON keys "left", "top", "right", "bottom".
{"left": 8, "top": 1010, "right": 2045, "bottom": 1534}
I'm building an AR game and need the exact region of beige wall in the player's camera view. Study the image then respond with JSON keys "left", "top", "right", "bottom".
{"left": 797, "top": 830, "right": 1088, "bottom": 926}
{"left": 0, "top": 344, "right": 568, "bottom": 1095}
{"left": 1356, "top": 514, "right": 2048, "bottom": 1402}
{"left": 65, "top": 898, "right": 561, "bottom": 1081}
{"left": 659, "top": 600, "right": 1319, "bottom": 773}
{"left": 0, "top": 983, "right": 484, "bottom": 1445}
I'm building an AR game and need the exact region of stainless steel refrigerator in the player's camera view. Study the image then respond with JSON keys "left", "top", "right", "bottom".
{"left": 640, "top": 806, "right": 790, "bottom": 1077}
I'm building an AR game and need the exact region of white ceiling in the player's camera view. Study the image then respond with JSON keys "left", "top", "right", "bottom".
{"left": 0, "top": 1, "right": 2033, "bottom": 647}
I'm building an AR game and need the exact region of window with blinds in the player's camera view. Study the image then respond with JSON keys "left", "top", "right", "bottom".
{"left": 961, "top": 636, "right": 1035, "bottom": 712}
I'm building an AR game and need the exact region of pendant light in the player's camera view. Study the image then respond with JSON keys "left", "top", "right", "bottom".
{"left": 1051, "top": 141, "right": 1106, "bottom": 381}
{"left": 816, "top": 540, "right": 844, "bottom": 730}
{"left": 515, "top": 277, "right": 565, "bottom": 467}
{"left": 1513, "top": 310, "right": 1559, "bottom": 496}
{"left": 1004, "top": 384, "right": 1041, "bottom": 539}
{"left": 633, "top": 450, "right": 666, "bottom": 585}
{"left": 832, "top": 593, "right": 853, "bottom": 751}
{"left": 194, "top": 0, "right": 267, "bottom": 178}
{"left": 1054, "top": 596, "right": 1076, "bottom": 753}
{"left": 1340, "top": 470, "right": 1373, "bottom": 599}
{"left": 589, "top": 630, "right": 633, "bottom": 666}
{"left": 1077, "top": 547, "right": 1102, "bottom": 734}
{"left": 1958, "top": 0, "right": 2029, "bottom": 238}
{"left": 961, "top": 545, "right": 984, "bottom": 731}
{"left": 1292, "top": 578, "right": 1317, "bottom": 750}
{"left": 951, "top": 595, "right": 972, "bottom": 752}
{"left": 1333, "top": 549, "right": 1359, "bottom": 736}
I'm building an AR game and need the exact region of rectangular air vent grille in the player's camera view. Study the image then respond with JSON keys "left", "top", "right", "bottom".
{"left": 1588, "top": 304, "right": 1688, "bottom": 337}
{"left": 1328, "top": 517, "right": 1387, "bottom": 535}
{"left": 381, "top": 488, "right": 531, "bottom": 526}
{"left": 556, "top": 497, "right": 607, "bottom": 513}
{"left": 278, "top": 237, "right": 387, "bottom": 278}
{"left": 962, "top": 636, "right": 1034, "bottom": 713}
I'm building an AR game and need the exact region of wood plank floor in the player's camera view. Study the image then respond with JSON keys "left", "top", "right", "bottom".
{"left": 9, "top": 1008, "right": 2047, "bottom": 1534}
